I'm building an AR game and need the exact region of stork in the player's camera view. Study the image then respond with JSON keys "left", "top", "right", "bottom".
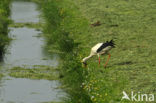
{"left": 82, "top": 40, "right": 115, "bottom": 68}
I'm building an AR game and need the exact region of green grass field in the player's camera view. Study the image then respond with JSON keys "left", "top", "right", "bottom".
{"left": 39, "top": 0, "right": 156, "bottom": 102}
{"left": 72, "top": 0, "right": 156, "bottom": 102}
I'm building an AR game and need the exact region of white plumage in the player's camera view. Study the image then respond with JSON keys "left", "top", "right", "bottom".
{"left": 82, "top": 40, "right": 115, "bottom": 68}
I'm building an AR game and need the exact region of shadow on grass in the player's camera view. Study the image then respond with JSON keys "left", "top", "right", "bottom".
{"left": 116, "top": 61, "right": 134, "bottom": 65}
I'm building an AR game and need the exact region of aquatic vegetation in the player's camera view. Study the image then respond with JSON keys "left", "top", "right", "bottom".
{"left": 0, "top": 73, "right": 3, "bottom": 79}
{"left": 9, "top": 66, "right": 60, "bottom": 80}
{"left": 0, "top": 66, "right": 4, "bottom": 79}
{"left": 9, "top": 22, "right": 43, "bottom": 30}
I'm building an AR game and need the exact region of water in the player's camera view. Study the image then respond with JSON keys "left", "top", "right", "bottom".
{"left": 11, "top": 1, "right": 40, "bottom": 23}
{"left": 0, "top": 77, "right": 64, "bottom": 103}
{"left": 0, "top": 1, "right": 64, "bottom": 103}
{"left": 4, "top": 27, "right": 58, "bottom": 67}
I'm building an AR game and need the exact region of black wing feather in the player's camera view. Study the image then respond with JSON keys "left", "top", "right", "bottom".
{"left": 96, "top": 39, "right": 115, "bottom": 53}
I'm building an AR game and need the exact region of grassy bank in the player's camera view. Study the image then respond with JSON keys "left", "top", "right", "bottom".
{"left": 0, "top": 0, "right": 11, "bottom": 57}
{"left": 39, "top": 0, "right": 156, "bottom": 103}
{"left": 40, "top": 0, "right": 92, "bottom": 102}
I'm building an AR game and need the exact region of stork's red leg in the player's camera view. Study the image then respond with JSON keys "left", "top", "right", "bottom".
{"left": 99, "top": 57, "right": 100, "bottom": 65}
{"left": 104, "top": 53, "right": 111, "bottom": 68}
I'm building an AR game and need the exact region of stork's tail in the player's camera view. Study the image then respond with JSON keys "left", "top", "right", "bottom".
{"left": 108, "top": 39, "right": 115, "bottom": 48}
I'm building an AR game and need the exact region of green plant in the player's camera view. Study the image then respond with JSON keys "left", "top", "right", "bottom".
{"left": 0, "top": 0, "right": 11, "bottom": 57}
{"left": 40, "top": 0, "right": 92, "bottom": 102}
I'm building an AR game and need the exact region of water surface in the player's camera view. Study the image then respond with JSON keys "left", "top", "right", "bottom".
{"left": 4, "top": 27, "right": 58, "bottom": 67}
{"left": 0, "top": 77, "right": 64, "bottom": 103}
{"left": 11, "top": 1, "right": 40, "bottom": 23}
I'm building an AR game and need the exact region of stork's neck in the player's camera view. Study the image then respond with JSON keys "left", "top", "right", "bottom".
{"left": 82, "top": 55, "right": 93, "bottom": 63}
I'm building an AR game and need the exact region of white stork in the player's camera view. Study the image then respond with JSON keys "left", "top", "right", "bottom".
{"left": 82, "top": 40, "right": 115, "bottom": 68}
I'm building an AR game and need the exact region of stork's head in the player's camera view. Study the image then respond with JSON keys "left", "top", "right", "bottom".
{"left": 81, "top": 59, "right": 87, "bottom": 68}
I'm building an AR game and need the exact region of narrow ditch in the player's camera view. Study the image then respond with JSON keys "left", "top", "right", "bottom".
{"left": 0, "top": 1, "right": 65, "bottom": 103}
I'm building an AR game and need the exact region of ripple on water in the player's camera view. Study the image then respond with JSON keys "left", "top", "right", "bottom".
{"left": 11, "top": 1, "right": 40, "bottom": 23}
{"left": 3, "top": 27, "right": 58, "bottom": 67}
{"left": 0, "top": 77, "right": 64, "bottom": 103}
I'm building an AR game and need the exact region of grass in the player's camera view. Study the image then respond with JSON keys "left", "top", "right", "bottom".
{"left": 9, "top": 22, "right": 43, "bottom": 30}
{"left": 0, "top": 73, "right": 3, "bottom": 79}
{"left": 41, "top": 102, "right": 63, "bottom": 103}
{"left": 39, "top": 0, "right": 156, "bottom": 103}
{"left": 0, "top": 66, "right": 4, "bottom": 81}
{"left": 9, "top": 66, "right": 60, "bottom": 80}
{"left": 73, "top": 0, "right": 156, "bottom": 103}
{"left": 0, "top": 0, "right": 11, "bottom": 57}
{"left": 40, "top": 0, "right": 92, "bottom": 102}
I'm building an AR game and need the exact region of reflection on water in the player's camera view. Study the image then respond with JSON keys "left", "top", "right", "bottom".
{"left": 0, "top": 77, "right": 64, "bottom": 103}
{"left": 0, "top": 56, "right": 3, "bottom": 63}
{"left": 3, "top": 27, "right": 58, "bottom": 67}
{"left": 11, "top": 1, "right": 40, "bottom": 23}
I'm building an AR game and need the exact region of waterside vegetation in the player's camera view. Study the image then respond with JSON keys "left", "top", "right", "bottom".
{"left": 40, "top": 0, "right": 92, "bottom": 102}
{"left": 40, "top": 0, "right": 156, "bottom": 103}
{"left": 0, "top": 0, "right": 11, "bottom": 58}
